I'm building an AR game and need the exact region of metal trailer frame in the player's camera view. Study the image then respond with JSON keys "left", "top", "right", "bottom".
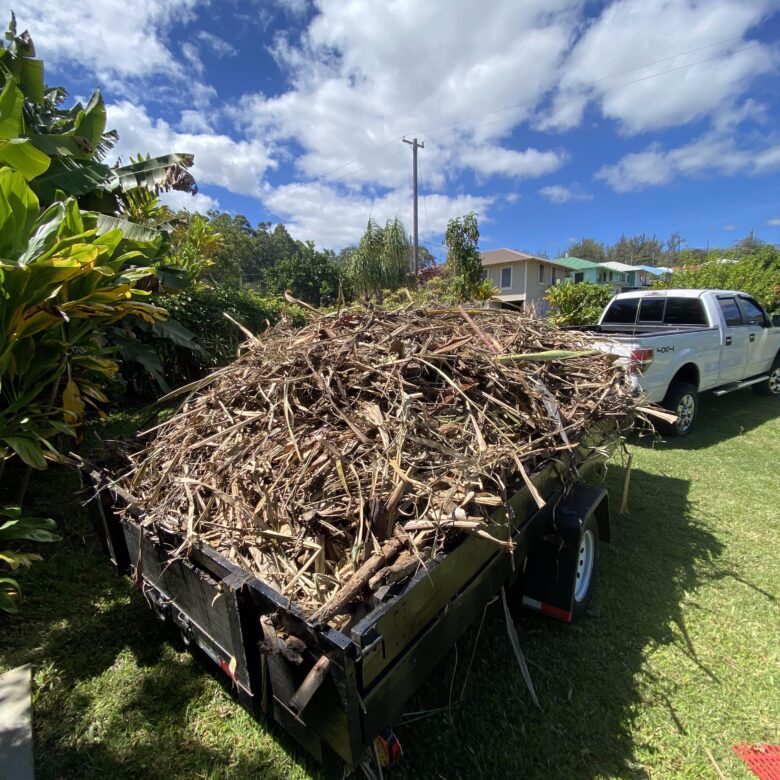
{"left": 86, "top": 440, "right": 612, "bottom": 768}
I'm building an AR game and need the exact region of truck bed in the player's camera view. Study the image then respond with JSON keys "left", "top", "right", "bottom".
{"left": 566, "top": 324, "right": 715, "bottom": 339}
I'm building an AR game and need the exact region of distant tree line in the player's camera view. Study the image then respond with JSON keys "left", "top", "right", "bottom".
{"left": 564, "top": 231, "right": 770, "bottom": 267}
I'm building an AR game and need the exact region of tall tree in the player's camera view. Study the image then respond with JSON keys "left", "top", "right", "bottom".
{"left": 567, "top": 238, "right": 606, "bottom": 263}
{"left": 445, "top": 212, "right": 483, "bottom": 301}
{"left": 348, "top": 218, "right": 411, "bottom": 298}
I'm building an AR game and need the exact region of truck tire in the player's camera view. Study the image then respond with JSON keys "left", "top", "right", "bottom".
{"left": 752, "top": 355, "right": 780, "bottom": 396}
{"left": 661, "top": 381, "right": 698, "bottom": 436}
{"left": 572, "top": 512, "right": 599, "bottom": 621}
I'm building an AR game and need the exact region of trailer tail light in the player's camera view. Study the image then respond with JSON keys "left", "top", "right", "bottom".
{"left": 629, "top": 347, "right": 654, "bottom": 375}
{"left": 374, "top": 728, "right": 403, "bottom": 768}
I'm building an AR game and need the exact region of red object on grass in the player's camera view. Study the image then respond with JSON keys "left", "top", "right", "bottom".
{"left": 733, "top": 744, "right": 780, "bottom": 779}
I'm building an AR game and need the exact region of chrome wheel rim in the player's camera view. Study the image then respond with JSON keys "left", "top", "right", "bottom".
{"left": 676, "top": 393, "right": 696, "bottom": 432}
{"left": 769, "top": 367, "right": 780, "bottom": 394}
{"left": 574, "top": 529, "right": 595, "bottom": 603}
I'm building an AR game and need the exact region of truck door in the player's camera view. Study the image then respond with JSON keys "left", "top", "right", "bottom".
{"left": 716, "top": 296, "right": 750, "bottom": 383}
{"left": 737, "top": 296, "right": 774, "bottom": 378}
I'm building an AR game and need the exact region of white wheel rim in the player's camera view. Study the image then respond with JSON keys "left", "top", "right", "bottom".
{"left": 574, "top": 529, "right": 595, "bottom": 603}
{"left": 676, "top": 393, "right": 695, "bottom": 431}
{"left": 769, "top": 367, "right": 780, "bottom": 394}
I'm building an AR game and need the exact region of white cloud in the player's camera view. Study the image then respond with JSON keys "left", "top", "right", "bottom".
{"left": 723, "top": 224, "right": 739, "bottom": 231}
{"left": 160, "top": 190, "right": 220, "bottom": 214}
{"left": 539, "top": 184, "right": 592, "bottom": 204}
{"left": 767, "top": 218, "right": 780, "bottom": 226}
{"left": 596, "top": 131, "right": 780, "bottom": 192}
{"left": 13, "top": 0, "right": 203, "bottom": 83}
{"left": 459, "top": 146, "right": 566, "bottom": 180}
{"left": 262, "top": 181, "right": 493, "bottom": 249}
{"left": 196, "top": 31, "right": 238, "bottom": 58}
{"left": 181, "top": 42, "right": 204, "bottom": 77}
{"left": 541, "top": 0, "right": 777, "bottom": 134}
{"left": 107, "top": 102, "right": 275, "bottom": 197}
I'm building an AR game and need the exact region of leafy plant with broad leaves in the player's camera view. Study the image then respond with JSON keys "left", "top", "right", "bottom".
{"left": 0, "top": 506, "right": 59, "bottom": 613}
{"left": 545, "top": 280, "right": 614, "bottom": 325}
{"left": 0, "top": 168, "right": 164, "bottom": 469}
{"left": 445, "top": 212, "right": 483, "bottom": 302}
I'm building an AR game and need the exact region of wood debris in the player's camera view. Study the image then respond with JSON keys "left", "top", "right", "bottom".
{"left": 120, "top": 305, "right": 636, "bottom": 622}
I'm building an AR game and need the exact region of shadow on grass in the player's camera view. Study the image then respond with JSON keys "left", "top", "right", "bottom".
{"left": 635, "top": 390, "right": 779, "bottom": 451}
{"left": 388, "top": 465, "right": 723, "bottom": 780}
{"left": 0, "top": 464, "right": 318, "bottom": 780}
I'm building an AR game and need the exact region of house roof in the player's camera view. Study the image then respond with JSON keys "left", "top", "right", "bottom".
{"left": 600, "top": 261, "right": 636, "bottom": 273}
{"left": 481, "top": 248, "right": 559, "bottom": 267}
{"left": 551, "top": 256, "right": 603, "bottom": 271}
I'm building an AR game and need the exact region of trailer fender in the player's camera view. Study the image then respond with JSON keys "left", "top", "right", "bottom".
{"left": 518, "top": 482, "right": 609, "bottom": 622}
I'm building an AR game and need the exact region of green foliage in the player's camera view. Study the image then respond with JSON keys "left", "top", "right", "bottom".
{"left": 0, "top": 170, "right": 164, "bottom": 469}
{"left": 348, "top": 218, "right": 411, "bottom": 298}
{"left": 445, "top": 212, "right": 483, "bottom": 302}
{"left": 0, "top": 505, "right": 59, "bottom": 612}
{"left": 167, "top": 213, "right": 223, "bottom": 283}
{"left": 655, "top": 245, "right": 780, "bottom": 312}
{"left": 545, "top": 280, "right": 614, "bottom": 325}
{"left": 566, "top": 238, "right": 606, "bottom": 264}
{"left": 155, "top": 285, "right": 305, "bottom": 380}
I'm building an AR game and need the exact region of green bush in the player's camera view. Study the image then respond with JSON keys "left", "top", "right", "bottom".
{"left": 545, "top": 281, "right": 614, "bottom": 325}
{"left": 155, "top": 285, "right": 306, "bottom": 381}
{"left": 656, "top": 246, "right": 780, "bottom": 312}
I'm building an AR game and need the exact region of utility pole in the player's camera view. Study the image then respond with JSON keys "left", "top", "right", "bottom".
{"left": 403, "top": 137, "right": 424, "bottom": 274}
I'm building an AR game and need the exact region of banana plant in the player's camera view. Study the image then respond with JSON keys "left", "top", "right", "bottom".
{"left": 0, "top": 505, "right": 59, "bottom": 613}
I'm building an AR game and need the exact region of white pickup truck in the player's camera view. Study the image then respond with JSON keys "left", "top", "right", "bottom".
{"left": 574, "top": 289, "right": 780, "bottom": 435}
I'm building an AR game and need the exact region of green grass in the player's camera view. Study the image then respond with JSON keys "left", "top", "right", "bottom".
{"left": 1, "top": 393, "right": 778, "bottom": 779}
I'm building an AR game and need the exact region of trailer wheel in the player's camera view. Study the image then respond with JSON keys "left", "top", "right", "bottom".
{"left": 661, "top": 381, "right": 698, "bottom": 436}
{"left": 752, "top": 355, "right": 780, "bottom": 396}
{"left": 571, "top": 512, "right": 599, "bottom": 621}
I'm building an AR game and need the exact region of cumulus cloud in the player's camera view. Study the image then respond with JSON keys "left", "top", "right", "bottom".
{"left": 596, "top": 131, "right": 780, "bottom": 192}
{"left": 160, "top": 190, "right": 220, "bottom": 214}
{"left": 767, "top": 218, "right": 780, "bottom": 226}
{"left": 459, "top": 146, "right": 566, "bottom": 180}
{"left": 539, "top": 184, "right": 592, "bottom": 204}
{"left": 107, "top": 102, "right": 275, "bottom": 197}
{"left": 262, "top": 181, "right": 493, "bottom": 249}
{"left": 541, "top": 0, "right": 777, "bottom": 134}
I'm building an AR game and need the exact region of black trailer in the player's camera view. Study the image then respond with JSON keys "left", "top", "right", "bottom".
{"left": 86, "top": 430, "right": 615, "bottom": 769}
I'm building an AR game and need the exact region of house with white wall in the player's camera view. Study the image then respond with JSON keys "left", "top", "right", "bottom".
{"left": 481, "top": 248, "right": 565, "bottom": 311}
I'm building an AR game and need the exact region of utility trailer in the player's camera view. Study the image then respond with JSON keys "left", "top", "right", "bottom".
{"left": 86, "top": 431, "right": 615, "bottom": 769}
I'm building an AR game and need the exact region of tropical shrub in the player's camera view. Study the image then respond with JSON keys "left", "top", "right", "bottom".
{"left": 348, "top": 218, "right": 411, "bottom": 298}
{"left": 0, "top": 169, "right": 164, "bottom": 469}
{"left": 545, "top": 280, "right": 614, "bottom": 325}
{"left": 655, "top": 246, "right": 780, "bottom": 312}
{"left": 0, "top": 506, "right": 59, "bottom": 612}
{"left": 445, "top": 212, "right": 483, "bottom": 302}
{"left": 154, "top": 285, "right": 305, "bottom": 380}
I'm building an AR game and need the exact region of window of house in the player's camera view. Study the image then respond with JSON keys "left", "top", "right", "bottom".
{"left": 718, "top": 297, "right": 743, "bottom": 326}
{"left": 500, "top": 267, "right": 512, "bottom": 289}
{"left": 574, "top": 272, "right": 584, "bottom": 283}
{"left": 538, "top": 264, "right": 545, "bottom": 284}
{"left": 551, "top": 267, "right": 557, "bottom": 284}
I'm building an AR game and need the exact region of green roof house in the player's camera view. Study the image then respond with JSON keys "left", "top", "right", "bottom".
{"left": 552, "top": 256, "right": 627, "bottom": 290}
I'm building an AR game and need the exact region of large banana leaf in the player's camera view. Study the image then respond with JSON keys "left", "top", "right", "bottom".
{"left": 0, "top": 168, "right": 40, "bottom": 257}
{"left": 108, "top": 153, "right": 196, "bottom": 194}
{"left": 96, "top": 213, "right": 162, "bottom": 243}
{"left": 31, "top": 158, "right": 113, "bottom": 204}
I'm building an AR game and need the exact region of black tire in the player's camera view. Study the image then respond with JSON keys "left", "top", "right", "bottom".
{"left": 571, "top": 512, "right": 599, "bottom": 621}
{"left": 752, "top": 355, "right": 780, "bottom": 396}
{"left": 661, "top": 380, "right": 698, "bottom": 436}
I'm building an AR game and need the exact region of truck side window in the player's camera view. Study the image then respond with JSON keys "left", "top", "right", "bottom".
{"left": 602, "top": 299, "right": 639, "bottom": 323}
{"left": 664, "top": 298, "right": 707, "bottom": 325}
{"left": 737, "top": 297, "right": 766, "bottom": 326}
{"left": 638, "top": 299, "right": 665, "bottom": 322}
{"left": 717, "top": 297, "right": 743, "bottom": 326}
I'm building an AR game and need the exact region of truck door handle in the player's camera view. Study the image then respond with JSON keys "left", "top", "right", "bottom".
{"left": 725, "top": 336, "right": 733, "bottom": 346}
{"left": 749, "top": 333, "right": 756, "bottom": 342}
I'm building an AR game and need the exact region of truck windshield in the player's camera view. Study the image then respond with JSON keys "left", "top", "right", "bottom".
{"left": 602, "top": 296, "right": 708, "bottom": 326}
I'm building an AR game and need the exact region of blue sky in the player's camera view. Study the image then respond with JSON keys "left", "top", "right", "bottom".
{"left": 11, "top": 0, "right": 780, "bottom": 259}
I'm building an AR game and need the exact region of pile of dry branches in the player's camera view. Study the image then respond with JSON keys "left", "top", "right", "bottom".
{"left": 120, "top": 305, "right": 636, "bottom": 624}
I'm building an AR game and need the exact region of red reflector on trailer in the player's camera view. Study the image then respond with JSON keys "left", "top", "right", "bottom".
{"left": 733, "top": 744, "right": 780, "bottom": 779}
{"left": 522, "top": 596, "right": 572, "bottom": 622}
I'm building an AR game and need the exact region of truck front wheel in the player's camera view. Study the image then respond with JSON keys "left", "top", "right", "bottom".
{"left": 662, "top": 381, "right": 698, "bottom": 436}
{"left": 752, "top": 356, "right": 780, "bottom": 396}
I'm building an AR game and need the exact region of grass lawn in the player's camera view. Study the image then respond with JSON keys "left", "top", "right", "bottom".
{"left": 1, "top": 392, "right": 778, "bottom": 779}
